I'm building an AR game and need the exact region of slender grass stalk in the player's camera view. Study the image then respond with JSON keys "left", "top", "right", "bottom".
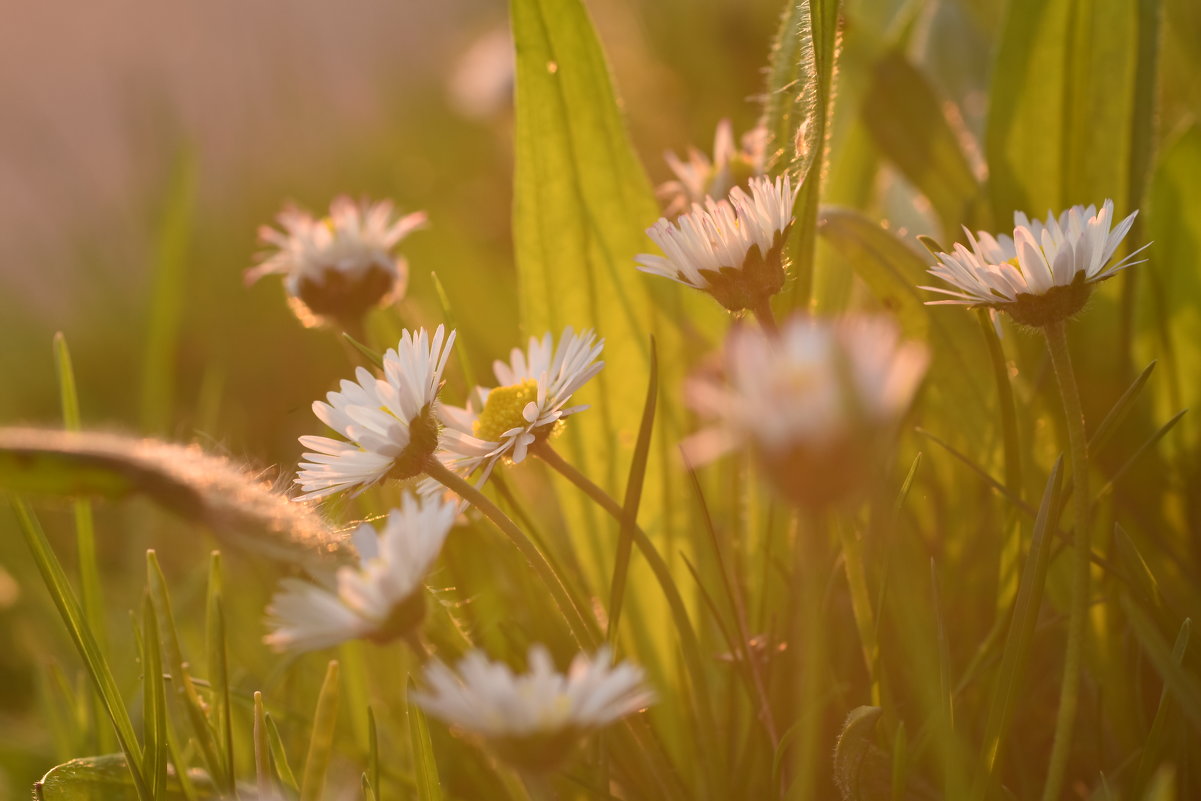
{"left": 254, "top": 691, "right": 272, "bottom": 800}
{"left": 301, "top": 661, "right": 341, "bottom": 801}
{"left": 837, "top": 521, "right": 880, "bottom": 704}
{"left": 422, "top": 458, "right": 598, "bottom": 649}
{"left": 1041, "top": 319, "right": 1092, "bottom": 801}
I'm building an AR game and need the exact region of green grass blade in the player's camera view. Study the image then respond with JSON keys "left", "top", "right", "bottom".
{"left": 254, "top": 691, "right": 272, "bottom": 801}
{"left": 140, "top": 591, "right": 169, "bottom": 799}
{"left": 406, "top": 679, "right": 445, "bottom": 801}
{"left": 1089, "top": 360, "right": 1157, "bottom": 454}
{"left": 368, "top": 706, "right": 381, "bottom": 801}
{"left": 974, "top": 458, "right": 1063, "bottom": 799}
{"left": 265, "top": 713, "right": 299, "bottom": 793}
{"left": 10, "top": 497, "right": 150, "bottom": 801}
{"left": 1133, "top": 619, "right": 1190, "bottom": 794}
{"left": 140, "top": 147, "right": 197, "bottom": 435}
{"left": 607, "top": 339, "right": 657, "bottom": 638}
{"left": 1123, "top": 600, "right": 1201, "bottom": 734}
{"left": 205, "top": 552, "right": 235, "bottom": 792}
{"left": 300, "top": 661, "right": 341, "bottom": 801}
{"left": 145, "top": 551, "right": 226, "bottom": 787}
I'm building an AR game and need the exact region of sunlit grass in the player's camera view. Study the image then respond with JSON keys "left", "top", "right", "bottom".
{"left": 2, "top": 0, "right": 1200, "bottom": 800}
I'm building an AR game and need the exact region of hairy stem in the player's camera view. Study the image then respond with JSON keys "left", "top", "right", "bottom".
{"left": 1040, "top": 319, "right": 1091, "bottom": 801}
{"left": 423, "top": 458, "right": 598, "bottom": 649}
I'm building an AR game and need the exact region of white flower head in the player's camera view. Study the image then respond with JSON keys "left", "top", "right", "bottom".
{"left": 637, "top": 174, "right": 796, "bottom": 312}
{"left": 922, "top": 200, "right": 1147, "bottom": 326}
{"left": 295, "top": 326, "right": 456, "bottom": 501}
{"left": 436, "top": 327, "right": 603, "bottom": 478}
{"left": 247, "top": 196, "right": 427, "bottom": 328}
{"left": 685, "top": 315, "right": 929, "bottom": 509}
{"left": 265, "top": 493, "right": 457, "bottom": 652}
{"left": 658, "top": 119, "right": 768, "bottom": 216}
{"left": 413, "top": 645, "right": 654, "bottom": 771}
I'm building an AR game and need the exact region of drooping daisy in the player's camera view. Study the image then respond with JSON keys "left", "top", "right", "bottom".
{"left": 685, "top": 316, "right": 928, "bottom": 509}
{"left": 435, "top": 328, "right": 603, "bottom": 479}
{"left": 295, "top": 326, "right": 455, "bottom": 501}
{"left": 247, "top": 196, "right": 427, "bottom": 329}
{"left": 658, "top": 119, "right": 768, "bottom": 216}
{"left": 265, "top": 493, "right": 457, "bottom": 652}
{"left": 413, "top": 645, "right": 654, "bottom": 772}
{"left": 637, "top": 174, "right": 796, "bottom": 313}
{"left": 922, "top": 200, "right": 1146, "bottom": 326}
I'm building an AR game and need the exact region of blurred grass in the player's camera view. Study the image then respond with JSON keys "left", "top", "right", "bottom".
{"left": 1, "top": 0, "right": 1200, "bottom": 799}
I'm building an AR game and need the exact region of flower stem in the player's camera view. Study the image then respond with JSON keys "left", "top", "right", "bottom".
{"left": 423, "top": 458, "right": 598, "bottom": 649}
{"left": 1040, "top": 319, "right": 1091, "bottom": 801}
{"left": 749, "top": 296, "right": 779, "bottom": 335}
{"left": 532, "top": 443, "right": 778, "bottom": 746}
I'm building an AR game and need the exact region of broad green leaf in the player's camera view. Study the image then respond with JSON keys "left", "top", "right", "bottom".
{"left": 862, "top": 49, "right": 983, "bottom": 237}
{"left": 34, "top": 755, "right": 215, "bottom": 801}
{"left": 511, "top": 0, "right": 659, "bottom": 488}
{"left": 987, "top": 0, "right": 1138, "bottom": 220}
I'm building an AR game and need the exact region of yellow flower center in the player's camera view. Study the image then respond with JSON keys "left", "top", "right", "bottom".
{"left": 473, "top": 379, "right": 539, "bottom": 443}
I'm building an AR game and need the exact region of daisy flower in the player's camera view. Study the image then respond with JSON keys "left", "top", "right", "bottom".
{"left": 922, "top": 200, "right": 1146, "bottom": 326}
{"left": 685, "top": 316, "right": 928, "bottom": 509}
{"left": 413, "top": 645, "right": 654, "bottom": 772}
{"left": 658, "top": 119, "right": 768, "bottom": 216}
{"left": 637, "top": 174, "right": 796, "bottom": 312}
{"left": 265, "top": 493, "right": 457, "bottom": 652}
{"left": 295, "top": 326, "right": 455, "bottom": 501}
{"left": 247, "top": 196, "right": 427, "bottom": 328}
{"left": 436, "top": 328, "right": 603, "bottom": 479}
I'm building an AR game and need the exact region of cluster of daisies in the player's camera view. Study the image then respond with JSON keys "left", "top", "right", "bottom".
{"left": 247, "top": 118, "right": 1142, "bottom": 773}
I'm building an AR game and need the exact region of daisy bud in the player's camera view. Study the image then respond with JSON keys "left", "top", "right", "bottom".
{"left": 247, "top": 196, "right": 427, "bottom": 330}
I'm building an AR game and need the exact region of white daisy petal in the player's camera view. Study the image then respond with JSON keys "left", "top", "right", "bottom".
{"left": 922, "top": 200, "right": 1146, "bottom": 325}
{"left": 294, "top": 326, "right": 456, "bottom": 500}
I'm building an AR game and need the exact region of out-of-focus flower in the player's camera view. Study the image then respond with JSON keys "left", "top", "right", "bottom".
{"left": 247, "top": 196, "right": 426, "bottom": 329}
{"left": 922, "top": 200, "right": 1146, "bottom": 326}
{"left": 637, "top": 175, "right": 796, "bottom": 313}
{"left": 436, "top": 328, "right": 603, "bottom": 479}
{"left": 295, "top": 326, "right": 455, "bottom": 501}
{"left": 413, "top": 646, "right": 654, "bottom": 772}
{"left": 658, "top": 119, "right": 768, "bottom": 216}
{"left": 265, "top": 494, "right": 456, "bottom": 652}
{"left": 685, "top": 316, "right": 928, "bottom": 509}
{"left": 447, "top": 24, "right": 515, "bottom": 120}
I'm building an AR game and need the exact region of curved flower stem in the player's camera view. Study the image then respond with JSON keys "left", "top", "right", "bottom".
{"left": 1040, "top": 319, "right": 1091, "bottom": 801}
{"left": 423, "top": 458, "right": 598, "bottom": 649}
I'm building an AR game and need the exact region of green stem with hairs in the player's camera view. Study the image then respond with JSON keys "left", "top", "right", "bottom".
{"left": 1040, "top": 319, "right": 1091, "bottom": 801}
{"left": 422, "top": 458, "right": 598, "bottom": 649}
{"left": 749, "top": 296, "right": 779, "bottom": 335}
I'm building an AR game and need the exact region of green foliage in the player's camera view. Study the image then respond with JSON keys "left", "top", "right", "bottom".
{"left": 2, "top": 0, "right": 1200, "bottom": 800}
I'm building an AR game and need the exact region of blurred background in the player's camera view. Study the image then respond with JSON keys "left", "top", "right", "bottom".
{"left": 3, "top": 0, "right": 1200, "bottom": 795}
